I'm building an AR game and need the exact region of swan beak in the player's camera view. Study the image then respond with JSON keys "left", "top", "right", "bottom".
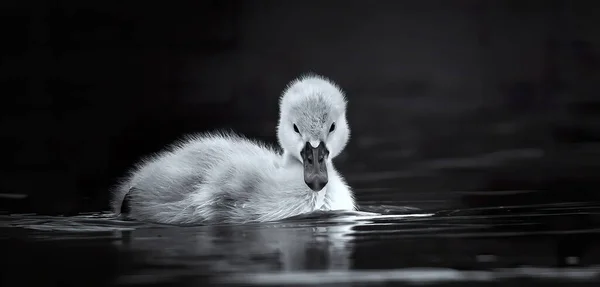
{"left": 301, "top": 141, "right": 329, "bottom": 191}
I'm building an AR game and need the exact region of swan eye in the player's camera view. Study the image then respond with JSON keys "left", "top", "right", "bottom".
{"left": 293, "top": 124, "right": 300, "bottom": 133}
{"left": 329, "top": 122, "right": 336, "bottom": 133}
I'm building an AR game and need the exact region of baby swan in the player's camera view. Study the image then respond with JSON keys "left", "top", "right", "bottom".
{"left": 112, "top": 74, "right": 356, "bottom": 224}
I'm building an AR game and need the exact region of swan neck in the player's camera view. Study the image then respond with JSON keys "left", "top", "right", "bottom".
{"left": 282, "top": 150, "right": 301, "bottom": 167}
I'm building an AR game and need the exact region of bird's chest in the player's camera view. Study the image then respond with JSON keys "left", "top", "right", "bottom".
{"left": 313, "top": 187, "right": 327, "bottom": 210}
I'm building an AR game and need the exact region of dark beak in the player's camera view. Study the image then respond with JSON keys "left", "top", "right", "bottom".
{"left": 301, "top": 141, "right": 329, "bottom": 191}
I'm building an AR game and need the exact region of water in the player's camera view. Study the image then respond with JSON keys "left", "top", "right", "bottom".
{"left": 2, "top": 201, "right": 600, "bottom": 286}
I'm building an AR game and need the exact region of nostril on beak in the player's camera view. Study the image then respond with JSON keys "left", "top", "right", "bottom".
{"left": 302, "top": 141, "right": 329, "bottom": 191}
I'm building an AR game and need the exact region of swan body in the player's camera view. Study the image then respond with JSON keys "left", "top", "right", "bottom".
{"left": 111, "top": 74, "right": 356, "bottom": 224}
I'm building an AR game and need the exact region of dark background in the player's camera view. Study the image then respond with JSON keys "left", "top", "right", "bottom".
{"left": 1, "top": 0, "right": 599, "bottom": 215}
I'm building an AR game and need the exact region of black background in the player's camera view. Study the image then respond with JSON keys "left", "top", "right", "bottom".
{"left": 1, "top": 0, "right": 599, "bottom": 215}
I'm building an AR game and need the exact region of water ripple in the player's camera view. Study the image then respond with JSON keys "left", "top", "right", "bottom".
{"left": 2, "top": 202, "right": 600, "bottom": 286}
{"left": 218, "top": 266, "right": 600, "bottom": 285}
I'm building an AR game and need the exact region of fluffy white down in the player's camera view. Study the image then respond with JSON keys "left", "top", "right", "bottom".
{"left": 111, "top": 74, "right": 356, "bottom": 225}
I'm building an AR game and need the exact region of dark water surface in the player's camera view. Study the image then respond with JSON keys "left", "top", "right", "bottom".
{"left": 2, "top": 202, "right": 600, "bottom": 286}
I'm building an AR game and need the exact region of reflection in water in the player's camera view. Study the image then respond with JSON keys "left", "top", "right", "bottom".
{"left": 114, "top": 220, "right": 358, "bottom": 283}
{"left": 110, "top": 212, "right": 433, "bottom": 286}
{"left": 1, "top": 204, "right": 600, "bottom": 286}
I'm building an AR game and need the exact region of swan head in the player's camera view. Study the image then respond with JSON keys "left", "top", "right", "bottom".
{"left": 277, "top": 74, "right": 350, "bottom": 192}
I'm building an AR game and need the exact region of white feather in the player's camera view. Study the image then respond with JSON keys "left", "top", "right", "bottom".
{"left": 111, "top": 74, "right": 356, "bottom": 224}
